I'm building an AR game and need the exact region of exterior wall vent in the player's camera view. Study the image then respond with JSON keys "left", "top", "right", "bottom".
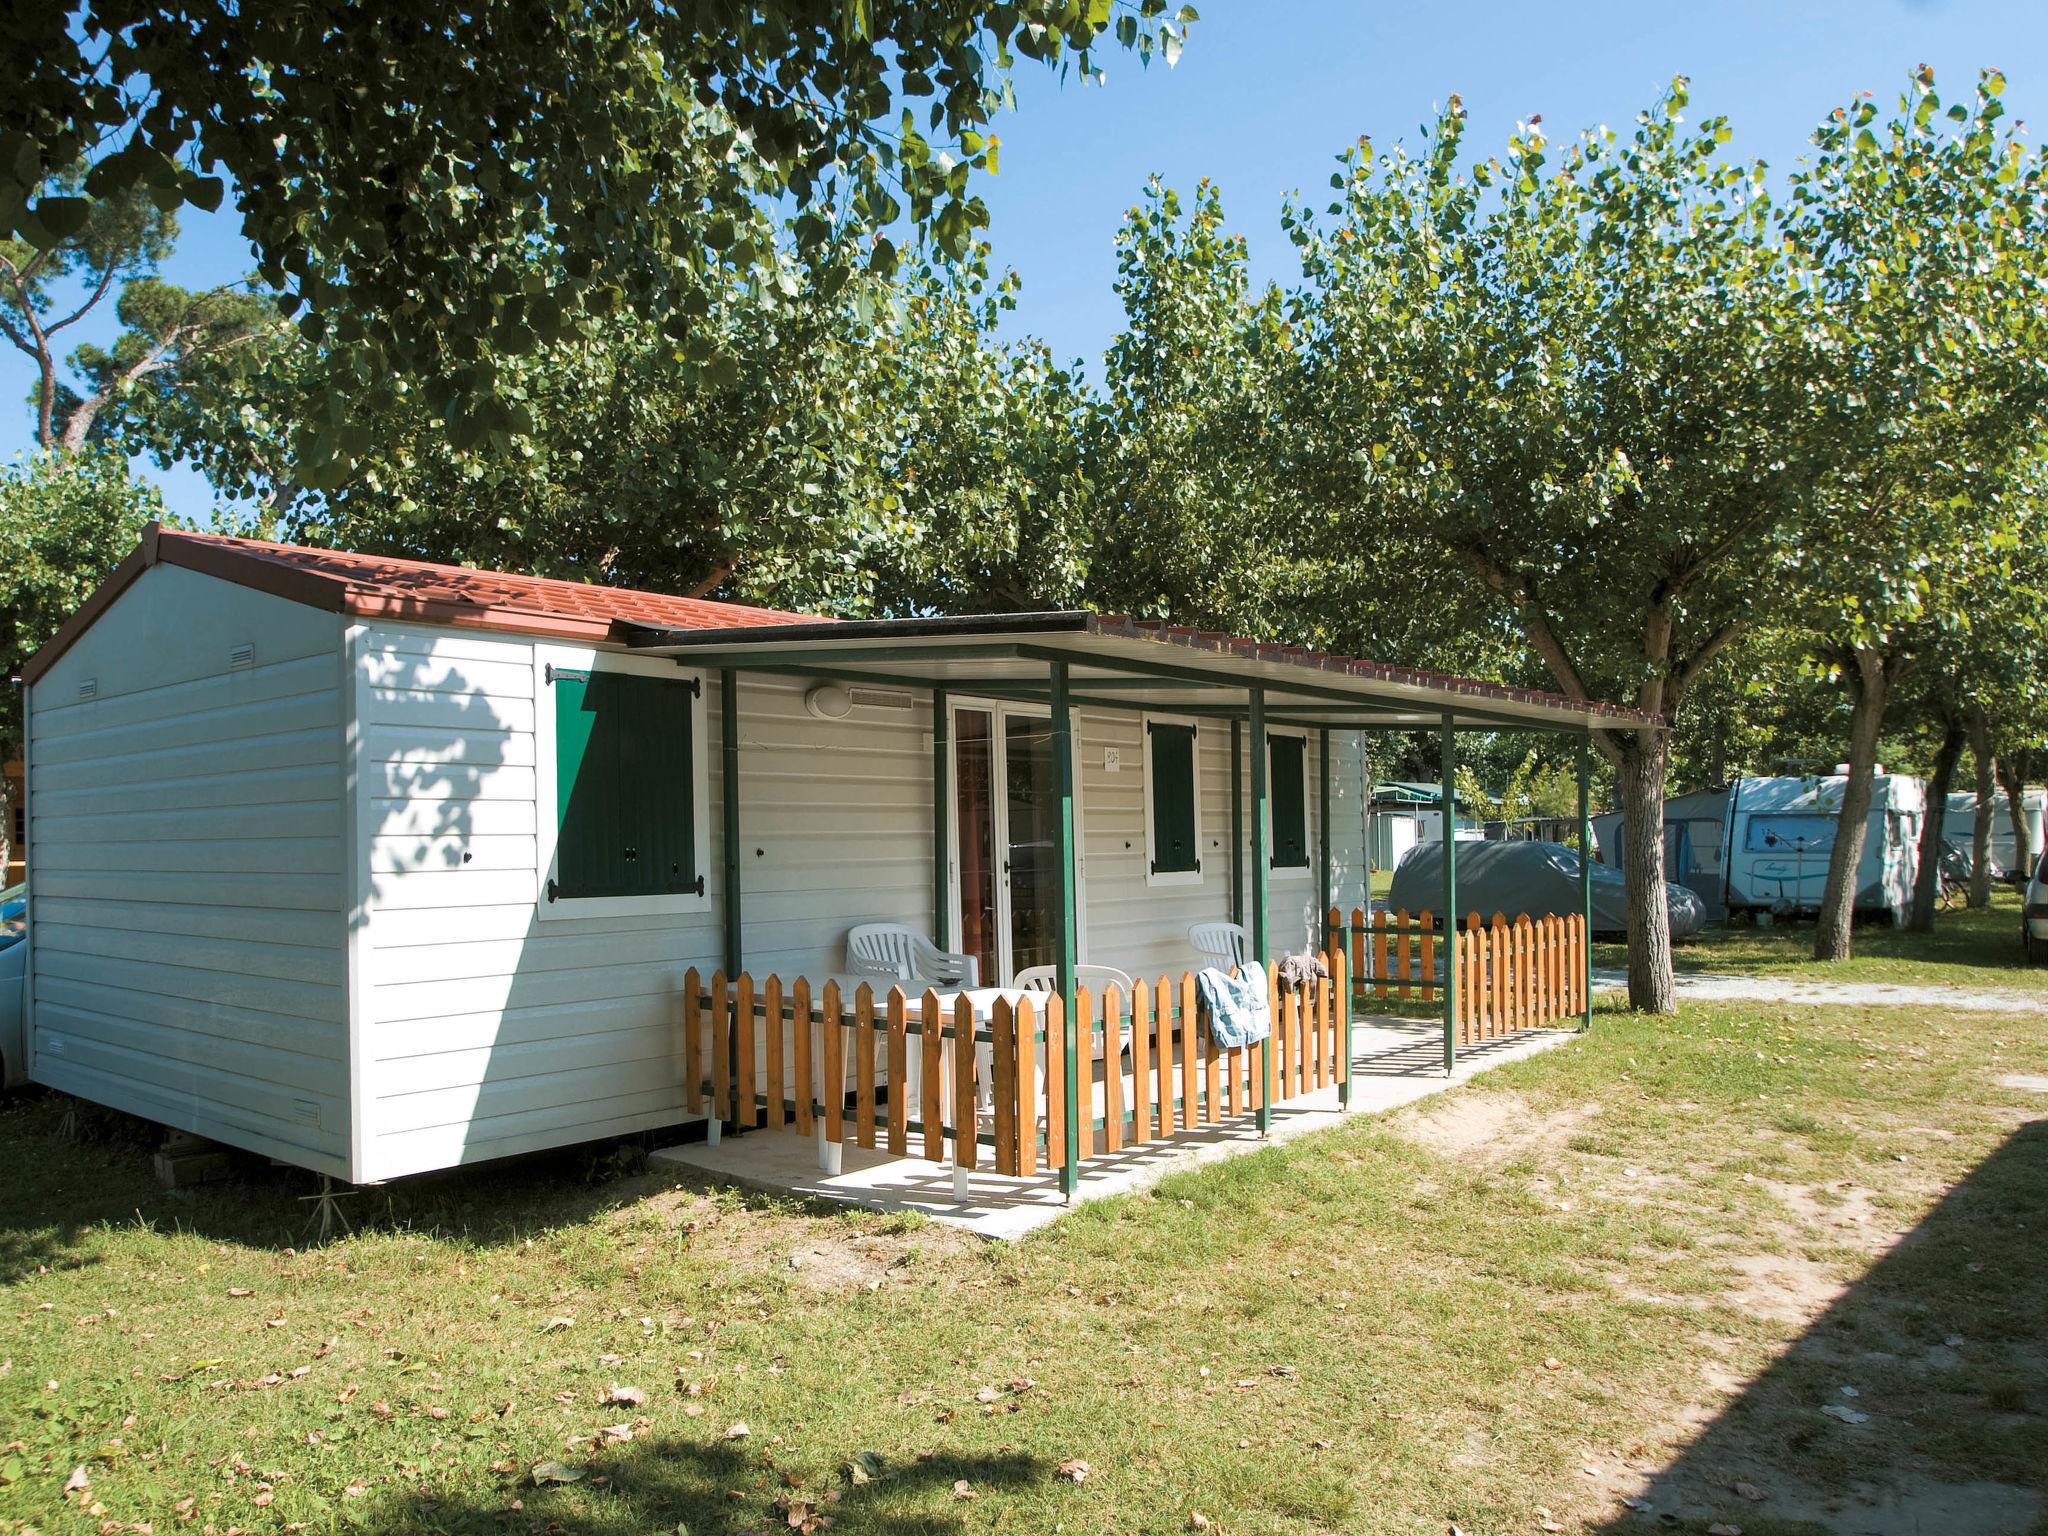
{"left": 847, "top": 686, "right": 914, "bottom": 711}
{"left": 228, "top": 642, "right": 256, "bottom": 671}
{"left": 76, "top": 677, "right": 97, "bottom": 701}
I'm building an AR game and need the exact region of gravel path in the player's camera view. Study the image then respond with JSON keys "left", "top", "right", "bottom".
{"left": 1590, "top": 966, "right": 2048, "bottom": 1014}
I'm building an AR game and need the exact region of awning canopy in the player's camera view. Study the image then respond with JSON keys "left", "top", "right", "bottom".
{"left": 616, "top": 611, "right": 1651, "bottom": 735}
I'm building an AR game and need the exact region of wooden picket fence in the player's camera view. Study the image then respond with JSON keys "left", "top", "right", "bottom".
{"left": 1327, "top": 905, "right": 1587, "bottom": 1037}
{"left": 679, "top": 945, "right": 1350, "bottom": 1180}
{"left": 1327, "top": 906, "right": 1443, "bottom": 1004}
{"left": 1452, "top": 912, "right": 1586, "bottom": 1043}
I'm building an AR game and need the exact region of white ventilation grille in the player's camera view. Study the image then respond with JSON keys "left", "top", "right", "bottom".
{"left": 228, "top": 642, "right": 256, "bottom": 671}
{"left": 847, "top": 686, "right": 914, "bottom": 711}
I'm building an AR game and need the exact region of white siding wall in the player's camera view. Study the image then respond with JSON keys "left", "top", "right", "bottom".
{"left": 1073, "top": 716, "right": 1365, "bottom": 979}
{"left": 355, "top": 624, "right": 934, "bottom": 1181}
{"left": 27, "top": 565, "right": 349, "bottom": 1174}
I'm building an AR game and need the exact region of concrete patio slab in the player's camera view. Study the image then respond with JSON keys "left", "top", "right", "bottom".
{"left": 651, "top": 1015, "right": 1574, "bottom": 1239}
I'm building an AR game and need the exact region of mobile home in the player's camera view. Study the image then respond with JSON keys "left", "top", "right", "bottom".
{"left": 17, "top": 527, "right": 1625, "bottom": 1185}
{"left": 1942, "top": 787, "right": 2046, "bottom": 880}
{"left": 1722, "top": 774, "right": 1924, "bottom": 923}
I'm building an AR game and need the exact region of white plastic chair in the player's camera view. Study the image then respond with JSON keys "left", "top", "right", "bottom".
{"left": 1012, "top": 963, "right": 1136, "bottom": 998}
{"left": 844, "top": 923, "right": 979, "bottom": 987}
{"left": 1188, "top": 921, "right": 1249, "bottom": 970}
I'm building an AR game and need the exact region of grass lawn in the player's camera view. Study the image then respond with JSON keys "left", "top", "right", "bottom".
{"left": 1594, "top": 883, "right": 2046, "bottom": 993}
{"left": 3, "top": 993, "right": 2045, "bottom": 1536}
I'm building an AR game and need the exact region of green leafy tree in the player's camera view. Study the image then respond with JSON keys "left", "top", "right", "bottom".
{"left": 1290, "top": 84, "right": 1824, "bottom": 1012}
{"left": 1787, "top": 70, "right": 2048, "bottom": 956}
{"left": 0, "top": 448, "right": 164, "bottom": 871}
{"left": 4, "top": 0, "right": 1195, "bottom": 483}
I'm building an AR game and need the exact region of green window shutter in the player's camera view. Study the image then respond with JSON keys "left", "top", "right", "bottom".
{"left": 1148, "top": 722, "right": 1199, "bottom": 875}
{"left": 552, "top": 670, "right": 698, "bottom": 901}
{"left": 1270, "top": 735, "right": 1307, "bottom": 868}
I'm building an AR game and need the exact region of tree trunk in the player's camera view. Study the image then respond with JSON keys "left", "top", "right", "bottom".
{"left": 1910, "top": 720, "right": 1966, "bottom": 932}
{"left": 0, "top": 763, "right": 11, "bottom": 881}
{"left": 1969, "top": 707, "right": 1995, "bottom": 906}
{"left": 1999, "top": 758, "right": 2036, "bottom": 882}
{"left": 1813, "top": 646, "right": 1891, "bottom": 962}
{"left": 1615, "top": 729, "right": 1675, "bottom": 1014}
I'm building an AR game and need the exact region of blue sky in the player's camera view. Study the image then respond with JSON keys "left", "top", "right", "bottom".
{"left": 6, "top": 0, "right": 2043, "bottom": 515}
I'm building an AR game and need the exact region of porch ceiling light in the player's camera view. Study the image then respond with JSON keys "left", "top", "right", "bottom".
{"left": 804, "top": 681, "right": 854, "bottom": 721}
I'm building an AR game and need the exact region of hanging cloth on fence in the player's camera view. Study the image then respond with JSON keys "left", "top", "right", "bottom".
{"left": 1196, "top": 961, "right": 1270, "bottom": 1049}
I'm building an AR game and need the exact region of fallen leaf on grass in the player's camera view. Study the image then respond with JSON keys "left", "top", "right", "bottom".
{"left": 722, "top": 1422, "right": 750, "bottom": 1441}
{"left": 607, "top": 1385, "right": 648, "bottom": 1407}
{"left": 1733, "top": 1480, "right": 1769, "bottom": 1502}
{"left": 530, "top": 1460, "right": 585, "bottom": 1486}
{"left": 63, "top": 1465, "right": 89, "bottom": 1494}
{"left": 1187, "top": 1513, "right": 1211, "bottom": 1531}
{"left": 1541, "top": 1358, "right": 1563, "bottom": 1371}
{"left": 951, "top": 1480, "right": 977, "bottom": 1500}
{"left": 1056, "top": 1459, "right": 1089, "bottom": 1484}
{"left": 1820, "top": 1405, "right": 1868, "bottom": 1425}
{"left": 539, "top": 1316, "right": 575, "bottom": 1333}
{"left": 226, "top": 1288, "right": 254, "bottom": 1299}
{"left": 1707, "top": 1524, "right": 1742, "bottom": 1536}
{"left": 367, "top": 1400, "right": 393, "bottom": 1420}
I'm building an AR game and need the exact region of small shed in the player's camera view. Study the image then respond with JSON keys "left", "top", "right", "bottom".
{"left": 1591, "top": 784, "right": 1733, "bottom": 922}
{"left": 17, "top": 527, "right": 1629, "bottom": 1186}
{"left": 1368, "top": 781, "right": 1476, "bottom": 872}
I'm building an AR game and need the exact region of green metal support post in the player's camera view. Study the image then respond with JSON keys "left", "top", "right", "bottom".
{"left": 1579, "top": 727, "right": 1594, "bottom": 1030}
{"left": 1051, "top": 660, "right": 1081, "bottom": 1198}
{"left": 1250, "top": 686, "right": 1272, "bottom": 1135}
{"left": 1318, "top": 727, "right": 1332, "bottom": 934}
{"left": 721, "top": 669, "right": 742, "bottom": 979}
{"left": 1229, "top": 719, "right": 1244, "bottom": 926}
{"left": 1440, "top": 712, "right": 1457, "bottom": 1077}
{"left": 932, "top": 687, "right": 949, "bottom": 950}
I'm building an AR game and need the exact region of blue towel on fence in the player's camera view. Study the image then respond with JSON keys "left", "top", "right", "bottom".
{"left": 1196, "top": 962, "right": 1270, "bottom": 1049}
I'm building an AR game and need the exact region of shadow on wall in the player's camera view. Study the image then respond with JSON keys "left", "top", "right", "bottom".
{"left": 364, "top": 1438, "right": 1049, "bottom": 1536}
{"left": 1592, "top": 1120, "right": 2048, "bottom": 1535}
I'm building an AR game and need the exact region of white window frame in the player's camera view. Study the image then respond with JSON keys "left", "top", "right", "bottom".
{"left": 533, "top": 642, "right": 712, "bottom": 922}
{"left": 1141, "top": 712, "right": 1205, "bottom": 889}
{"left": 1265, "top": 725, "right": 1314, "bottom": 882}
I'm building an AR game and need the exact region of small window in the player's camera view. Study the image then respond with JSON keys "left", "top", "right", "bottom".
{"left": 1269, "top": 734, "right": 1309, "bottom": 870}
{"left": 548, "top": 666, "right": 702, "bottom": 906}
{"left": 1144, "top": 719, "right": 1201, "bottom": 884}
{"left": 1745, "top": 814, "right": 1834, "bottom": 855}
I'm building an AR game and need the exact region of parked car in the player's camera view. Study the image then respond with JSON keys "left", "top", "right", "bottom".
{"left": 1388, "top": 838, "right": 1706, "bottom": 941}
{"left": 0, "top": 883, "right": 23, "bottom": 1088}
{"left": 2025, "top": 853, "right": 2048, "bottom": 965}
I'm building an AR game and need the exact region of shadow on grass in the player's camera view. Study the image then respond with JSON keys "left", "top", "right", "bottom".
{"left": 362, "top": 1439, "right": 1047, "bottom": 1536}
{"left": 0, "top": 1087, "right": 768, "bottom": 1274}
{"left": 1592, "top": 1120, "right": 2048, "bottom": 1535}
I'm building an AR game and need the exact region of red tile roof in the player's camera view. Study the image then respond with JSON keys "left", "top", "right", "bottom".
{"left": 23, "top": 525, "right": 822, "bottom": 683}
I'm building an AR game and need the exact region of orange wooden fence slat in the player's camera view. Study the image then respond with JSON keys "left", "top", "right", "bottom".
{"left": 1158, "top": 977, "right": 1177, "bottom": 1138}
{"left": 734, "top": 974, "right": 756, "bottom": 1127}
{"left": 683, "top": 968, "right": 703, "bottom": 1113}
{"left": 1419, "top": 910, "right": 1435, "bottom": 1003}
{"left": 1075, "top": 985, "right": 1094, "bottom": 1159}
{"left": 792, "top": 978, "right": 814, "bottom": 1137}
{"left": 1102, "top": 984, "right": 1124, "bottom": 1153}
{"left": 1044, "top": 993, "right": 1066, "bottom": 1170}
{"left": 1350, "top": 905, "right": 1367, "bottom": 1000}
{"left": 1129, "top": 981, "right": 1151, "bottom": 1147}
{"left": 855, "top": 983, "right": 877, "bottom": 1150}
{"left": 991, "top": 999, "right": 1017, "bottom": 1176}
{"left": 710, "top": 972, "right": 730, "bottom": 1121}
{"left": 886, "top": 987, "right": 908, "bottom": 1155}
{"left": 1016, "top": 995, "right": 1038, "bottom": 1177}
{"left": 1183, "top": 972, "right": 1203, "bottom": 1128}
{"left": 761, "top": 975, "right": 785, "bottom": 1130}
{"left": 1372, "top": 911, "right": 1390, "bottom": 1000}
{"left": 920, "top": 988, "right": 944, "bottom": 1163}
{"left": 1394, "top": 909, "right": 1412, "bottom": 1000}
{"left": 822, "top": 981, "right": 844, "bottom": 1145}
{"left": 953, "top": 994, "right": 976, "bottom": 1171}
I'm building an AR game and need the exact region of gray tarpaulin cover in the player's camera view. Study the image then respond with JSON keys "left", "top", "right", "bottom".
{"left": 1387, "top": 839, "right": 1705, "bottom": 941}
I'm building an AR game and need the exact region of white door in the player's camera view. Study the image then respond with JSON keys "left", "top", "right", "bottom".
{"left": 949, "top": 700, "right": 1083, "bottom": 984}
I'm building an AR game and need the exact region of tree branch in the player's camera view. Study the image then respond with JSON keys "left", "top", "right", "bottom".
{"left": 1672, "top": 617, "right": 1744, "bottom": 706}
{"left": 58, "top": 324, "right": 191, "bottom": 455}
